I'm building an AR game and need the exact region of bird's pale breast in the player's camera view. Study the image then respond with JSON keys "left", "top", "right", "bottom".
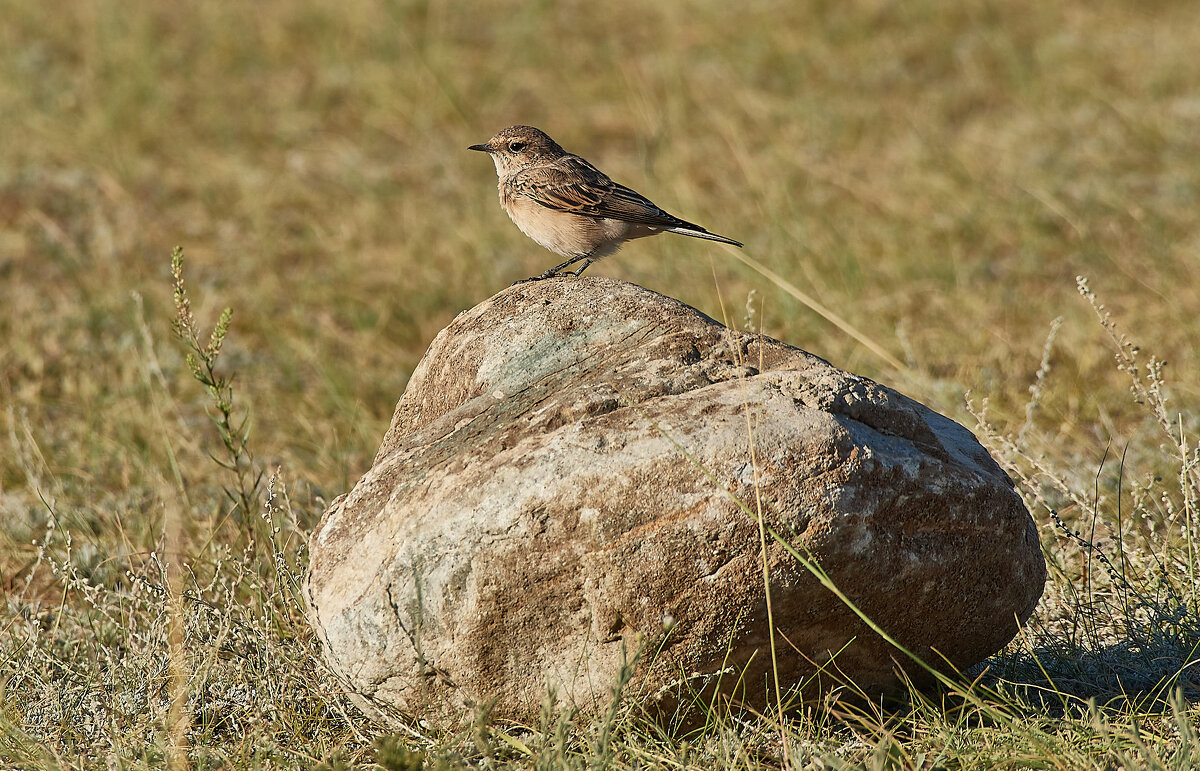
{"left": 501, "top": 187, "right": 635, "bottom": 259}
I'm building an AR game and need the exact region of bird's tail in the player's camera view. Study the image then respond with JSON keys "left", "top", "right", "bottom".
{"left": 665, "top": 224, "right": 743, "bottom": 248}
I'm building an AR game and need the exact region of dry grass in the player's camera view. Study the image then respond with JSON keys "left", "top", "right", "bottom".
{"left": 2, "top": 0, "right": 1199, "bottom": 767}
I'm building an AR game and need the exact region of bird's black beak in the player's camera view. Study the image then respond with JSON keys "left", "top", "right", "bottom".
{"left": 468, "top": 143, "right": 492, "bottom": 153}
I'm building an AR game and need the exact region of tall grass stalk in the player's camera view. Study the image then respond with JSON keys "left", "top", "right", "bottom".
{"left": 170, "top": 246, "right": 264, "bottom": 543}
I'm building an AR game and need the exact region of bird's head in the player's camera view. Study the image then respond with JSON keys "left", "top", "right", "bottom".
{"left": 469, "top": 125, "right": 565, "bottom": 176}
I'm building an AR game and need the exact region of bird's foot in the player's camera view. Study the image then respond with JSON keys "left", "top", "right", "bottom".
{"left": 510, "top": 256, "right": 592, "bottom": 286}
{"left": 510, "top": 270, "right": 561, "bottom": 286}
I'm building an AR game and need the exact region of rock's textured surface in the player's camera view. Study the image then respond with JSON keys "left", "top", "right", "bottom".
{"left": 305, "top": 277, "right": 1045, "bottom": 726}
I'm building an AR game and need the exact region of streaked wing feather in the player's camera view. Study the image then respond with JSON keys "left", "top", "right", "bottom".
{"left": 515, "top": 155, "right": 688, "bottom": 228}
{"left": 510, "top": 156, "right": 608, "bottom": 214}
{"left": 598, "top": 184, "right": 690, "bottom": 228}
{"left": 534, "top": 183, "right": 606, "bottom": 212}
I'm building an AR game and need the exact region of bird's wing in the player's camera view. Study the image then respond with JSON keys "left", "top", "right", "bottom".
{"left": 512, "top": 155, "right": 688, "bottom": 228}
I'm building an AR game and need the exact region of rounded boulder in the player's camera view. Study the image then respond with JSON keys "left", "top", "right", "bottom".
{"left": 305, "top": 277, "right": 1045, "bottom": 726}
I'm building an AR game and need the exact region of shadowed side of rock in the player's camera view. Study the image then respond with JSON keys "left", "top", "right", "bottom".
{"left": 305, "top": 277, "right": 1046, "bottom": 727}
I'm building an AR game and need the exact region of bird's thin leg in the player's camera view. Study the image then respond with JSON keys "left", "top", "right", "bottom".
{"left": 536, "top": 254, "right": 590, "bottom": 279}
{"left": 514, "top": 253, "right": 593, "bottom": 284}
{"left": 565, "top": 258, "right": 593, "bottom": 277}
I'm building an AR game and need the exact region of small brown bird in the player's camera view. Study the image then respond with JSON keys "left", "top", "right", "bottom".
{"left": 469, "top": 126, "right": 743, "bottom": 281}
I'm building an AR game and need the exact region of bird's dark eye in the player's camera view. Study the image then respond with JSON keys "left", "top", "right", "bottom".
{"left": 509, "top": 141, "right": 525, "bottom": 153}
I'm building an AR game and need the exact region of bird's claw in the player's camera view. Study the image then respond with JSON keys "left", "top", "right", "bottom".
{"left": 510, "top": 270, "right": 562, "bottom": 286}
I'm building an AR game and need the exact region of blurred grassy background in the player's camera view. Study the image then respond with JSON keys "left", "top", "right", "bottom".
{"left": 2, "top": 0, "right": 1199, "bottom": 764}
{"left": 4, "top": 0, "right": 1198, "bottom": 483}
{"left": 3, "top": 0, "right": 1199, "bottom": 479}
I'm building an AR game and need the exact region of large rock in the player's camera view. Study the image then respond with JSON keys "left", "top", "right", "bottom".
{"left": 305, "top": 277, "right": 1045, "bottom": 726}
